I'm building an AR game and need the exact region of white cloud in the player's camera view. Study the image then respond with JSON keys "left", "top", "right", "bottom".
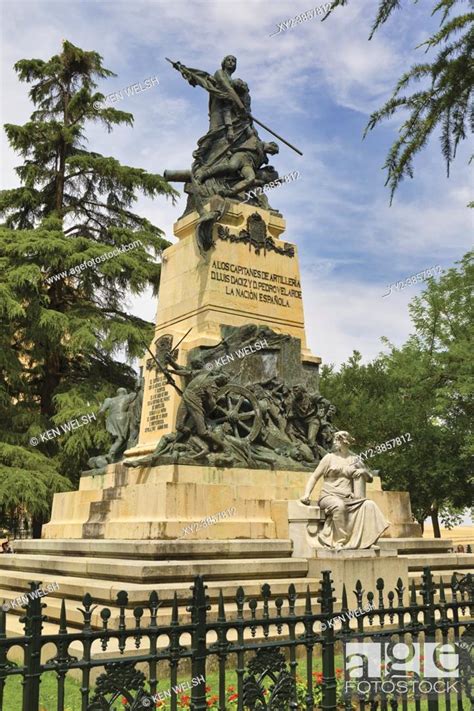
{"left": 1, "top": 0, "right": 471, "bottom": 370}
{"left": 303, "top": 273, "right": 414, "bottom": 366}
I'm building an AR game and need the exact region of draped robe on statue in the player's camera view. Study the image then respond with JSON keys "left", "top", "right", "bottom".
{"left": 171, "top": 61, "right": 253, "bottom": 169}
{"left": 315, "top": 453, "right": 389, "bottom": 549}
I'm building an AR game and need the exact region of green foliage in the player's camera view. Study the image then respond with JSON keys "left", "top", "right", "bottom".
{"left": 438, "top": 504, "right": 467, "bottom": 529}
{"left": 0, "top": 41, "right": 177, "bottom": 525}
{"left": 320, "top": 251, "right": 473, "bottom": 525}
{"left": 0, "top": 443, "right": 71, "bottom": 518}
{"left": 325, "top": 1, "right": 474, "bottom": 202}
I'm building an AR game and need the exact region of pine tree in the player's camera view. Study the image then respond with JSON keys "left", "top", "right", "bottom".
{"left": 325, "top": 0, "right": 474, "bottom": 202}
{"left": 0, "top": 444, "right": 71, "bottom": 537}
{"left": 0, "top": 41, "right": 177, "bottom": 532}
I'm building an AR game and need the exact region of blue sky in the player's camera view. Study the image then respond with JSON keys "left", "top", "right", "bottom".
{"left": 1, "top": 0, "right": 472, "bottom": 366}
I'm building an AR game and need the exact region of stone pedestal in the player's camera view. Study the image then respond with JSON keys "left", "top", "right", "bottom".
{"left": 290, "top": 476, "right": 421, "bottom": 541}
{"left": 42, "top": 461, "right": 418, "bottom": 543}
{"left": 307, "top": 548, "right": 409, "bottom": 600}
{"left": 287, "top": 500, "right": 410, "bottom": 597}
{"left": 42, "top": 199, "right": 420, "bottom": 560}
{"left": 127, "top": 201, "right": 321, "bottom": 458}
{"left": 288, "top": 500, "right": 326, "bottom": 556}
{"left": 42, "top": 462, "right": 307, "bottom": 540}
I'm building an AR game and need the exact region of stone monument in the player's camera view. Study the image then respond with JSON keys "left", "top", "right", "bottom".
{"left": 38, "top": 55, "right": 424, "bottom": 600}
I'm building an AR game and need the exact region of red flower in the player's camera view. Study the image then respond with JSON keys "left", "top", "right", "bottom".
{"left": 227, "top": 685, "right": 236, "bottom": 692}
{"left": 205, "top": 685, "right": 211, "bottom": 692}
{"left": 180, "top": 694, "right": 191, "bottom": 704}
{"left": 121, "top": 698, "right": 128, "bottom": 706}
{"left": 228, "top": 693, "right": 239, "bottom": 701}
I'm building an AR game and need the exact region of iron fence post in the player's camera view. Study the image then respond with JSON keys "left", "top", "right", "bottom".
{"left": 22, "top": 582, "right": 44, "bottom": 711}
{"left": 189, "top": 576, "right": 209, "bottom": 711}
{"left": 0, "top": 606, "right": 8, "bottom": 711}
{"left": 320, "top": 570, "right": 337, "bottom": 710}
{"left": 421, "top": 567, "right": 440, "bottom": 711}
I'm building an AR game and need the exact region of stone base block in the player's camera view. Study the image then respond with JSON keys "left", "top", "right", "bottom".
{"left": 369, "top": 490, "right": 422, "bottom": 538}
{"left": 44, "top": 489, "right": 103, "bottom": 538}
{"left": 384, "top": 522, "right": 422, "bottom": 537}
{"left": 301, "top": 485, "right": 421, "bottom": 540}
{"left": 307, "top": 548, "right": 409, "bottom": 600}
{"left": 43, "top": 463, "right": 310, "bottom": 540}
{"left": 288, "top": 500, "right": 325, "bottom": 557}
{"left": 43, "top": 460, "right": 423, "bottom": 542}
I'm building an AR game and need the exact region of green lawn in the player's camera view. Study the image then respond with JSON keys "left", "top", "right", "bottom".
{"left": 3, "top": 661, "right": 469, "bottom": 710}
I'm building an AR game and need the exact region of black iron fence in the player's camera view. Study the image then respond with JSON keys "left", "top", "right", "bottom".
{"left": 0, "top": 567, "right": 472, "bottom": 711}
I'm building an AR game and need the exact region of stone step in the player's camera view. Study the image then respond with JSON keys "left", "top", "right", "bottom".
{"left": 403, "top": 553, "right": 474, "bottom": 570}
{"left": 12, "top": 538, "right": 294, "bottom": 560}
{"left": 408, "top": 570, "right": 474, "bottom": 588}
{"left": 6, "top": 567, "right": 454, "bottom": 614}
{"left": 0, "top": 569, "right": 320, "bottom": 606}
{"left": 0, "top": 554, "right": 309, "bottom": 583}
{"left": 378, "top": 537, "right": 454, "bottom": 555}
{"left": 0, "top": 581, "right": 327, "bottom": 629}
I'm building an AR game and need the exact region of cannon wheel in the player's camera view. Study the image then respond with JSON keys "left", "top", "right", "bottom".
{"left": 209, "top": 384, "right": 262, "bottom": 442}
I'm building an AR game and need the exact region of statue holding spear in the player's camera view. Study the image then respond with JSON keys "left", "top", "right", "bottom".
{"left": 164, "top": 55, "right": 302, "bottom": 229}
